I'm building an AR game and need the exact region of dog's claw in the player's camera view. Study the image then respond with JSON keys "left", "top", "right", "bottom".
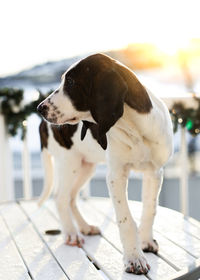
{"left": 125, "top": 255, "right": 150, "bottom": 275}
{"left": 142, "top": 239, "right": 159, "bottom": 254}
{"left": 81, "top": 225, "right": 101, "bottom": 236}
{"left": 65, "top": 234, "right": 84, "bottom": 248}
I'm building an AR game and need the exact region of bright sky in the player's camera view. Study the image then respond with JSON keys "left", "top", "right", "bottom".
{"left": 0, "top": 0, "right": 200, "bottom": 77}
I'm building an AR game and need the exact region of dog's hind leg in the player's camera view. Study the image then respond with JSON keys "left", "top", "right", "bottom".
{"left": 70, "top": 160, "right": 101, "bottom": 236}
{"left": 139, "top": 168, "right": 163, "bottom": 254}
{"left": 55, "top": 155, "right": 85, "bottom": 247}
{"left": 38, "top": 148, "right": 54, "bottom": 207}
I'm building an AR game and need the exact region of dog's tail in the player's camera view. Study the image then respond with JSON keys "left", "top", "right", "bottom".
{"left": 38, "top": 147, "right": 54, "bottom": 207}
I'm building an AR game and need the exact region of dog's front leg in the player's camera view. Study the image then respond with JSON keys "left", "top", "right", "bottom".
{"left": 107, "top": 163, "right": 150, "bottom": 275}
{"left": 139, "top": 168, "right": 163, "bottom": 254}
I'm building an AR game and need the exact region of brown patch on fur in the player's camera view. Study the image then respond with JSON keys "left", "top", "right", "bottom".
{"left": 51, "top": 124, "right": 78, "bottom": 149}
{"left": 122, "top": 217, "right": 127, "bottom": 223}
{"left": 39, "top": 120, "right": 48, "bottom": 149}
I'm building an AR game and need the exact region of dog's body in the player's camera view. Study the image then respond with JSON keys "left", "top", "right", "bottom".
{"left": 38, "top": 53, "right": 173, "bottom": 275}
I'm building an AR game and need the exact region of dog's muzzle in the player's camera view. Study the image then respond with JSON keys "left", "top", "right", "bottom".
{"left": 37, "top": 103, "right": 49, "bottom": 118}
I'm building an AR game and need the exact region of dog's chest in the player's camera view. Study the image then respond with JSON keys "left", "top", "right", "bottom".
{"left": 108, "top": 124, "right": 152, "bottom": 169}
{"left": 73, "top": 124, "right": 105, "bottom": 163}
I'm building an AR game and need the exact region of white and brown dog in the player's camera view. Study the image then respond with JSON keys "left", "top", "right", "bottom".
{"left": 37, "top": 53, "right": 173, "bottom": 275}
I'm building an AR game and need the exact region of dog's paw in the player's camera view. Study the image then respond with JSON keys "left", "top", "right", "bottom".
{"left": 142, "top": 239, "right": 159, "bottom": 254}
{"left": 124, "top": 255, "right": 150, "bottom": 275}
{"left": 65, "top": 233, "right": 84, "bottom": 248}
{"left": 80, "top": 225, "right": 101, "bottom": 236}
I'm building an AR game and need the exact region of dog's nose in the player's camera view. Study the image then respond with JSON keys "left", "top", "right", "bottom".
{"left": 37, "top": 103, "right": 48, "bottom": 117}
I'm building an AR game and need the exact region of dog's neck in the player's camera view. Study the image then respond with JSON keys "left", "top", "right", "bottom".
{"left": 115, "top": 103, "right": 145, "bottom": 133}
{"left": 107, "top": 103, "right": 152, "bottom": 150}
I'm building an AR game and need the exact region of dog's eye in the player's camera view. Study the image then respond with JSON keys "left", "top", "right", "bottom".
{"left": 66, "top": 77, "right": 74, "bottom": 87}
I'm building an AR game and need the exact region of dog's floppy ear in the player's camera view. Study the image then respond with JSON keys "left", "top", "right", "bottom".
{"left": 81, "top": 121, "right": 92, "bottom": 141}
{"left": 81, "top": 121, "right": 107, "bottom": 149}
{"left": 87, "top": 69, "right": 127, "bottom": 149}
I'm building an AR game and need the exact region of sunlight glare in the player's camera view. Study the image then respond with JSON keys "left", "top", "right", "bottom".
{"left": 0, "top": 0, "right": 200, "bottom": 76}
{"left": 154, "top": 37, "right": 190, "bottom": 56}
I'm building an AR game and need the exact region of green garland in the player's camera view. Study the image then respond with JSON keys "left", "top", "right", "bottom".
{"left": 0, "top": 88, "right": 52, "bottom": 139}
{"left": 170, "top": 96, "right": 200, "bottom": 136}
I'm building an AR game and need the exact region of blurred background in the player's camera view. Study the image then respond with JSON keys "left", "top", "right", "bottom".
{"left": 0, "top": 0, "right": 200, "bottom": 219}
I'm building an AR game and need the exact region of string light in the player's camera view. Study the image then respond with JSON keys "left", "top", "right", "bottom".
{"left": 170, "top": 98, "right": 200, "bottom": 137}
{"left": 32, "top": 91, "right": 40, "bottom": 101}
{"left": 22, "top": 120, "right": 27, "bottom": 127}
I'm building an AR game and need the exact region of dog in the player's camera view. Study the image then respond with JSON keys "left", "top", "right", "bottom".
{"left": 37, "top": 53, "right": 173, "bottom": 275}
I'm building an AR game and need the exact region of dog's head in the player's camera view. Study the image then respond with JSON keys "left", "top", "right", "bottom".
{"left": 37, "top": 53, "right": 152, "bottom": 149}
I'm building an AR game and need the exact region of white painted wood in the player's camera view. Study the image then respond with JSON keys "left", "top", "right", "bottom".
{"left": 171, "top": 258, "right": 200, "bottom": 279}
{"left": 180, "top": 127, "right": 189, "bottom": 216}
{"left": 46, "top": 200, "right": 178, "bottom": 279}
{"left": 1, "top": 198, "right": 200, "bottom": 280}
{"left": 187, "top": 216, "right": 200, "bottom": 229}
{"left": 155, "top": 207, "right": 200, "bottom": 241}
{"left": 83, "top": 235, "right": 147, "bottom": 280}
{"left": 0, "top": 115, "right": 14, "bottom": 201}
{"left": 77, "top": 200, "right": 177, "bottom": 280}
{"left": 20, "top": 201, "right": 105, "bottom": 280}
{"left": 82, "top": 199, "right": 196, "bottom": 270}
{"left": 0, "top": 214, "right": 30, "bottom": 280}
{"left": 45, "top": 201, "right": 146, "bottom": 280}
{"left": 89, "top": 198, "right": 200, "bottom": 244}
{"left": 0, "top": 203, "right": 69, "bottom": 280}
{"left": 88, "top": 198, "right": 200, "bottom": 277}
{"left": 22, "top": 134, "right": 32, "bottom": 199}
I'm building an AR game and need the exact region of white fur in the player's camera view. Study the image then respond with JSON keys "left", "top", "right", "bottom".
{"left": 39, "top": 71, "right": 173, "bottom": 273}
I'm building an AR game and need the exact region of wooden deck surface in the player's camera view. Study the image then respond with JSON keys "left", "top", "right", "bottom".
{"left": 0, "top": 198, "right": 200, "bottom": 280}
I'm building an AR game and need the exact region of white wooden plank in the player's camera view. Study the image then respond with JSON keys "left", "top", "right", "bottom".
{"left": 83, "top": 235, "right": 147, "bottom": 280}
{"left": 89, "top": 199, "right": 200, "bottom": 279}
{"left": 154, "top": 205, "right": 200, "bottom": 241}
{"left": 187, "top": 216, "right": 200, "bottom": 228}
{"left": 77, "top": 200, "right": 177, "bottom": 280}
{"left": 90, "top": 198, "right": 200, "bottom": 258}
{"left": 46, "top": 200, "right": 177, "bottom": 279}
{"left": 153, "top": 232, "right": 196, "bottom": 270}
{"left": 124, "top": 200, "right": 200, "bottom": 243}
{"left": 171, "top": 258, "right": 200, "bottom": 280}
{"left": 0, "top": 203, "right": 68, "bottom": 280}
{"left": 0, "top": 215, "right": 30, "bottom": 280}
{"left": 86, "top": 199, "right": 196, "bottom": 270}
{"left": 45, "top": 200, "right": 147, "bottom": 280}
{"left": 20, "top": 201, "right": 105, "bottom": 280}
